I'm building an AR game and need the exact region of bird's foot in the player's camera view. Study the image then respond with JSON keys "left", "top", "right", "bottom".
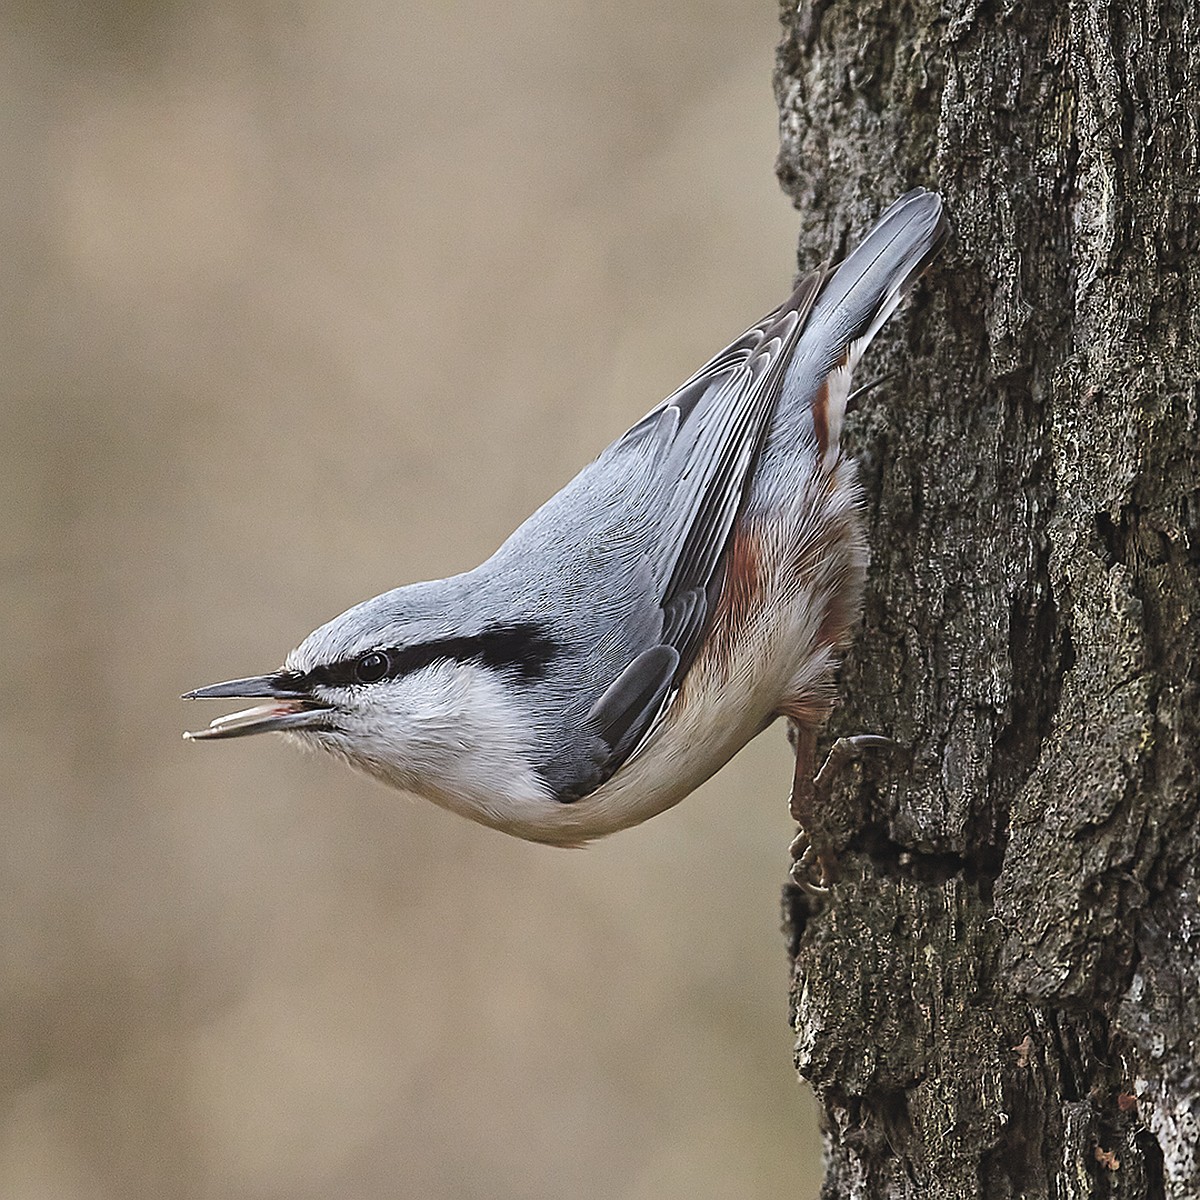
{"left": 788, "top": 729, "right": 894, "bottom": 895}
{"left": 814, "top": 734, "right": 893, "bottom": 793}
{"left": 788, "top": 829, "right": 831, "bottom": 896}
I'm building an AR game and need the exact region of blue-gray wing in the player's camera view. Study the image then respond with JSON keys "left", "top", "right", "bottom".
{"left": 579, "top": 189, "right": 949, "bottom": 788}
{"left": 484, "top": 189, "right": 948, "bottom": 801}
{"left": 577, "top": 271, "right": 824, "bottom": 771}
{"left": 477, "top": 271, "right": 823, "bottom": 801}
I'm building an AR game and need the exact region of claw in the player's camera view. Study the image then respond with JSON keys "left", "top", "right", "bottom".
{"left": 788, "top": 830, "right": 831, "bottom": 896}
{"left": 787, "top": 727, "right": 894, "bottom": 892}
{"left": 813, "top": 735, "right": 893, "bottom": 794}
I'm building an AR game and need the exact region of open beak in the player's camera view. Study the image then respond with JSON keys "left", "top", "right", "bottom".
{"left": 182, "top": 674, "right": 333, "bottom": 741}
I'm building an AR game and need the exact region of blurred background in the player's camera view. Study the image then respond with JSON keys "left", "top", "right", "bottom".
{"left": 1, "top": 2, "right": 823, "bottom": 1196}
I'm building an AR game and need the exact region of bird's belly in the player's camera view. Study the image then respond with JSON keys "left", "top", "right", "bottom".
{"left": 500, "top": 685, "right": 772, "bottom": 847}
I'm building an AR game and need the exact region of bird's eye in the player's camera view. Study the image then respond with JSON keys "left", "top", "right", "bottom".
{"left": 354, "top": 651, "right": 390, "bottom": 684}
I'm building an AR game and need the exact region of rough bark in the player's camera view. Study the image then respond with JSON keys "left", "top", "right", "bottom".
{"left": 774, "top": 2, "right": 1199, "bottom": 1196}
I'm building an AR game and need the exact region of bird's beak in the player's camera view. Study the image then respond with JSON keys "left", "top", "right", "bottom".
{"left": 182, "top": 674, "right": 333, "bottom": 741}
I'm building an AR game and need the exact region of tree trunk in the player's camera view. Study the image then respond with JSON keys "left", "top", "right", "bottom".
{"left": 774, "top": 2, "right": 1200, "bottom": 1196}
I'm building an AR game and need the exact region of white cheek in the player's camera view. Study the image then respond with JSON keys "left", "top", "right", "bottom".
{"left": 344, "top": 674, "right": 464, "bottom": 769}
{"left": 301, "top": 664, "right": 553, "bottom": 819}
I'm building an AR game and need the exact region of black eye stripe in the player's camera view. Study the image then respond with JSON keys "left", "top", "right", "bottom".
{"left": 298, "top": 622, "right": 559, "bottom": 690}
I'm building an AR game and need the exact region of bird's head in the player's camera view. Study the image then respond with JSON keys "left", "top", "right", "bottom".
{"left": 183, "top": 579, "right": 561, "bottom": 803}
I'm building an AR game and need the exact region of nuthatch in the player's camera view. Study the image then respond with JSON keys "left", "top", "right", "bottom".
{"left": 185, "top": 189, "right": 948, "bottom": 887}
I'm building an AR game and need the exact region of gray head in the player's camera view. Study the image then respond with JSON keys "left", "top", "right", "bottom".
{"left": 183, "top": 576, "right": 561, "bottom": 813}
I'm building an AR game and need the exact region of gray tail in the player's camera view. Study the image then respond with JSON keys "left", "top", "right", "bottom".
{"left": 791, "top": 188, "right": 949, "bottom": 465}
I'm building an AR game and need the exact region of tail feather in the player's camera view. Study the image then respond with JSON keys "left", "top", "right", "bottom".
{"left": 787, "top": 189, "right": 949, "bottom": 467}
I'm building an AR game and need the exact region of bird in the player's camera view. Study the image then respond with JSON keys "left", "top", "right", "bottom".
{"left": 184, "top": 188, "right": 948, "bottom": 887}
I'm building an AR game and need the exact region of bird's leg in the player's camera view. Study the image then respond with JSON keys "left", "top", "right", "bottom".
{"left": 787, "top": 721, "right": 829, "bottom": 895}
{"left": 788, "top": 723, "right": 892, "bottom": 894}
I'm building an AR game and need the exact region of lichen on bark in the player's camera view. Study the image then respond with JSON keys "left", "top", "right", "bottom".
{"left": 775, "top": 0, "right": 1200, "bottom": 1195}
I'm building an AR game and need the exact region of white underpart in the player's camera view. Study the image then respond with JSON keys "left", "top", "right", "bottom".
{"left": 292, "top": 662, "right": 555, "bottom": 828}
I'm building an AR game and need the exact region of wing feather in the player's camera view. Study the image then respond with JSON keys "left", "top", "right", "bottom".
{"left": 535, "top": 190, "right": 947, "bottom": 802}
{"left": 587, "top": 645, "right": 681, "bottom": 761}
{"left": 579, "top": 270, "right": 825, "bottom": 782}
